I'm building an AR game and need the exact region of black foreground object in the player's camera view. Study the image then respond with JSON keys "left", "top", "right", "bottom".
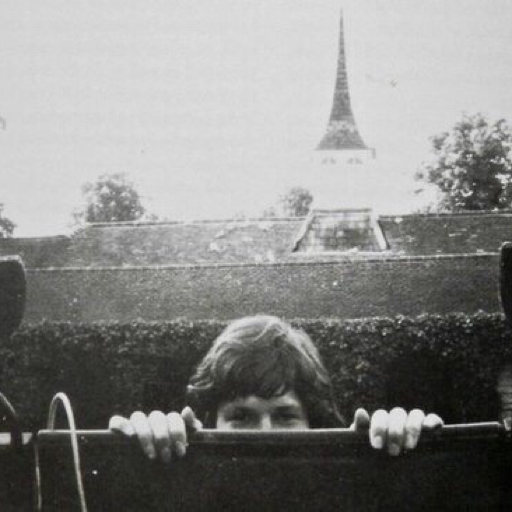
{"left": 500, "top": 242, "right": 512, "bottom": 323}
{"left": 0, "top": 257, "right": 26, "bottom": 338}
{"left": 35, "top": 432, "right": 512, "bottom": 512}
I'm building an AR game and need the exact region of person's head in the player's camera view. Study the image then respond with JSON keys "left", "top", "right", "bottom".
{"left": 186, "top": 315, "right": 343, "bottom": 429}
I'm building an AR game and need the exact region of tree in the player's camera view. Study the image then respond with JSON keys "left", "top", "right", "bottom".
{"left": 279, "top": 187, "right": 313, "bottom": 217}
{"left": 416, "top": 113, "right": 512, "bottom": 211}
{"left": 76, "top": 173, "right": 146, "bottom": 223}
{"left": 0, "top": 204, "right": 15, "bottom": 238}
{"left": 261, "top": 206, "right": 277, "bottom": 219}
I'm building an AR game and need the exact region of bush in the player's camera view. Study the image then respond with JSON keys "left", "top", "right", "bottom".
{"left": 0, "top": 313, "right": 510, "bottom": 430}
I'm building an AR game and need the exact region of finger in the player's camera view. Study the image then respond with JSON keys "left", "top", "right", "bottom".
{"left": 181, "top": 406, "right": 203, "bottom": 431}
{"left": 423, "top": 413, "right": 444, "bottom": 430}
{"left": 404, "top": 409, "right": 425, "bottom": 450}
{"left": 168, "top": 412, "right": 188, "bottom": 458}
{"left": 369, "top": 409, "right": 389, "bottom": 450}
{"left": 109, "top": 415, "right": 135, "bottom": 437}
{"left": 130, "top": 411, "right": 157, "bottom": 460}
{"left": 351, "top": 408, "right": 370, "bottom": 431}
{"left": 386, "top": 407, "right": 408, "bottom": 456}
{"left": 149, "top": 410, "right": 173, "bottom": 463}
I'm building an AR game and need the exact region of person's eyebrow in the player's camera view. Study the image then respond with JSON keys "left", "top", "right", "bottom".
{"left": 223, "top": 405, "right": 254, "bottom": 415}
{"left": 274, "top": 405, "right": 302, "bottom": 413}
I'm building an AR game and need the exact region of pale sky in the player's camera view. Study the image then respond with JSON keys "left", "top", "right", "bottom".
{"left": 1, "top": 0, "right": 512, "bottom": 236}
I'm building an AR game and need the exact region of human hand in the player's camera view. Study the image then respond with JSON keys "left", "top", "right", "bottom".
{"left": 109, "top": 406, "right": 203, "bottom": 463}
{"left": 351, "top": 407, "right": 443, "bottom": 456}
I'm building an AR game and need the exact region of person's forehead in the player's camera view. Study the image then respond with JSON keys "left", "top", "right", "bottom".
{"left": 223, "top": 391, "right": 304, "bottom": 410}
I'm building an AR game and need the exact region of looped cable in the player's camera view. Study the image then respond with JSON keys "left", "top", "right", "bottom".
{"left": 34, "top": 392, "right": 88, "bottom": 512}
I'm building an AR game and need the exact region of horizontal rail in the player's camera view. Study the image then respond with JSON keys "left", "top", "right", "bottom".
{"left": 0, "top": 422, "right": 508, "bottom": 450}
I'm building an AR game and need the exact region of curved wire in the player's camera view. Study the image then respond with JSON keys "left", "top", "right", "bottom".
{"left": 0, "top": 391, "right": 22, "bottom": 450}
{"left": 34, "top": 392, "right": 88, "bottom": 512}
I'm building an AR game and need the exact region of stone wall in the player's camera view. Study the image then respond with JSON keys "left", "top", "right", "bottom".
{"left": 23, "top": 253, "right": 499, "bottom": 323}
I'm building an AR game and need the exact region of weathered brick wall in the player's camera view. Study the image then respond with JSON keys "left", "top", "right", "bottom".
{"left": 23, "top": 254, "right": 499, "bottom": 323}
{"left": 380, "top": 212, "right": 512, "bottom": 255}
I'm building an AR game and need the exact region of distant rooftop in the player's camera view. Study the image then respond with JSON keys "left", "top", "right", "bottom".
{"left": 293, "top": 209, "right": 385, "bottom": 254}
{"left": 380, "top": 210, "right": 512, "bottom": 256}
{"left": 1, "top": 210, "right": 511, "bottom": 269}
{"left": 66, "top": 218, "right": 303, "bottom": 267}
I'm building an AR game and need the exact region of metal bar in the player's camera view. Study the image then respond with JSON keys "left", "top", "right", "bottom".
{"left": 0, "top": 422, "right": 508, "bottom": 450}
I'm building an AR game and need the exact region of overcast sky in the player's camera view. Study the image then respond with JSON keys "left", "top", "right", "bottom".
{"left": 1, "top": 0, "right": 512, "bottom": 236}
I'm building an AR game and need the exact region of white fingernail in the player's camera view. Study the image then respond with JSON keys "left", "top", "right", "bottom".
{"left": 404, "top": 434, "right": 416, "bottom": 450}
{"left": 371, "top": 436, "right": 383, "bottom": 449}
{"left": 175, "top": 441, "right": 186, "bottom": 457}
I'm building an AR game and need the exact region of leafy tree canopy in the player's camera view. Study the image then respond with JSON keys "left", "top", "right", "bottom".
{"left": 416, "top": 113, "right": 512, "bottom": 211}
{"left": 76, "top": 173, "right": 146, "bottom": 224}
{"left": 278, "top": 187, "right": 313, "bottom": 217}
{"left": 0, "top": 204, "right": 15, "bottom": 238}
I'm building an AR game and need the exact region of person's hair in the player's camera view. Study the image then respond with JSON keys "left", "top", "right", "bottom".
{"left": 186, "top": 315, "right": 344, "bottom": 428}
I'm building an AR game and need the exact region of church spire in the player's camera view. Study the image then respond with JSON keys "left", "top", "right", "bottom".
{"left": 317, "top": 9, "right": 368, "bottom": 151}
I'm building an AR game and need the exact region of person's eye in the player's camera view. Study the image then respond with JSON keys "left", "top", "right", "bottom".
{"left": 275, "top": 412, "right": 300, "bottom": 423}
{"left": 229, "top": 410, "right": 251, "bottom": 423}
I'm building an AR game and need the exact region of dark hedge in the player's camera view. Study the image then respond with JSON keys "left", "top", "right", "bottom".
{"left": 1, "top": 313, "right": 511, "bottom": 431}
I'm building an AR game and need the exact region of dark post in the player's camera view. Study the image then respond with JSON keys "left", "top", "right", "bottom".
{"left": 0, "top": 256, "right": 26, "bottom": 339}
{"left": 497, "top": 242, "right": 512, "bottom": 430}
{"left": 0, "top": 257, "right": 28, "bottom": 507}
{"left": 0, "top": 256, "right": 25, "bottom": 443}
